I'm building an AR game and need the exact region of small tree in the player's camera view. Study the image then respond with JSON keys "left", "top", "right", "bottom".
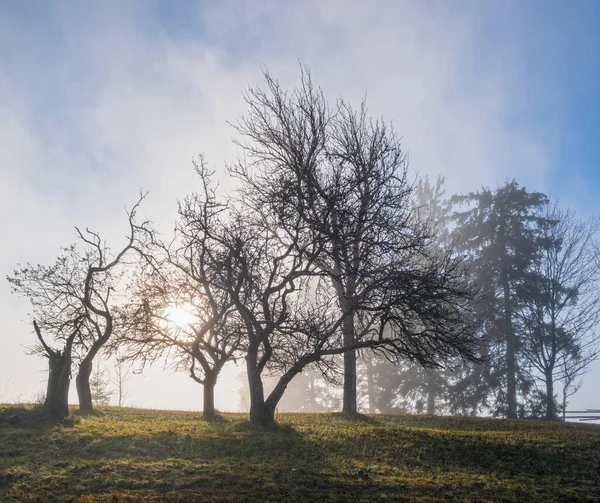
{"left": 8, "top": 248, "right": 86, "bottom": 420}
{"left": 90, "top": 360, "right": 112, "bottom": 406}
{"left": 560, "top": 354, "right": 594, "bottom": 421}
{"left": 74, "top": 194, "right": 151, "bottom": 414}
{"left": 109, "top": 355, "right": 132, "bottom": 408}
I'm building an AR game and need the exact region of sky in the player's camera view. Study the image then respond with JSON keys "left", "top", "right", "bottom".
{"left": 1, "top": 0, "right": 600, "bottom": 412}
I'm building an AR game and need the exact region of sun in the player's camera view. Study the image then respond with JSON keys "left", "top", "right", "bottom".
{"left": 164, "top": 303, "right": 197, "bottom": 328}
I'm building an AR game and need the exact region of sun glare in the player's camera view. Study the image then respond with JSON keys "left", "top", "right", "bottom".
{"left": 164, "top": 303, "right": 197, "bottom": 328}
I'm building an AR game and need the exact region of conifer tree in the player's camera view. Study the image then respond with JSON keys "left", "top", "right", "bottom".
{"left": 90, "top": 360, "right": 112, "bottom": 406}
{"left": 451, "top": 180, "right": 549, "bottom": 418}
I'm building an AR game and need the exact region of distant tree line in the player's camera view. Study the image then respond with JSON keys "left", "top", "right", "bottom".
{"left": 8, "top": 68, "right": 599, "bottom": 425}
{"left": 298, "top": 178, "right": 600, "bottom": 421}
{"left": 360, "top": 179, "right": 600, "bottom": 420}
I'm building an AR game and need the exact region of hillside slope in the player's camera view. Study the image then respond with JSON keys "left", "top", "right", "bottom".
{"left": 1, "top": 407, "right": 598, "bottom": 502}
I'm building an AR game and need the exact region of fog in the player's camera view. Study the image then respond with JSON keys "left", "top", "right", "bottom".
{"left": 1, "top": 1, "right": 599, "bottom": 421}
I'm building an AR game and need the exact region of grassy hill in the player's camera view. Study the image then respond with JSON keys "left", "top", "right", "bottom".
{"left": 0, "top": 406, "right": 598, "bottom": 502}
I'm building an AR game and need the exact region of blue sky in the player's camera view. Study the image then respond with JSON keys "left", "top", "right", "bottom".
{"left": 1, "top": 0, "right": 599, "bottom": 410}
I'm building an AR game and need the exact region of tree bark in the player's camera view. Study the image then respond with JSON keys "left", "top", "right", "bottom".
{"left": 35, "top": 321, "right": 74, "bottom": 420}
{"left": 246, "top": 344, "right": 273, "bottom": 427}
{"left": 332, "top": 271, "right": 358, "bottom": 415}
{"left": 545, "top": 368, "right": 556, "bottom": 420}
{"left": 203, "top": 373, "right": 216, "bottom": 420}
{"left": 247, "top": 346, "right": 316, "bottom": 428}
{"left": 76, "top": 359, "right": 94, "bottom": 414}
{"left": 502, "top": 267, "right": 518, "bottom": 419}
{"left": 342, "top": 315, "right": 357, "bottom": 414}
{"left": 44, "top": 349, "right": 71, "bottom": 420}
{"left": 76, "top": 339, "right": 106, "bottom": 413}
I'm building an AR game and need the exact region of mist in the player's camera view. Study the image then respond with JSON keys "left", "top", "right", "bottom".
{"left": 2, "top": 1, "right": 599, "bottom": 420}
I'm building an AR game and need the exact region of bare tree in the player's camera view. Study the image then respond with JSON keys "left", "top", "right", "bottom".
{"left": 8, "top": 195, "right": 150, "bottom": 416}
{"left": 116, "top": 168, "right": 244, "bottom": 419}
{"left": 228, "top": 67, "right": 480, "bottom": 418}
{"left": 73, "top": 194, "right": 151, "bottom": 414}
{"left": 8, "top": 247, "right": 87, "bottom": 419}
{"left": 163, "top": 68, "right": 480, "bottom": 428}
{"left": 560, "top": 353, "right": 595, "bottom": 421}
{"left": 109, "top": 355, "right": 132, "bottom": 407}
{"left": 518, "top": 206, "right": 600, "bottom": 419}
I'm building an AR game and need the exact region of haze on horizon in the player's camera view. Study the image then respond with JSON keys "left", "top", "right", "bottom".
{"left": 2, "top": 0, "right": 600, "bottom": 415}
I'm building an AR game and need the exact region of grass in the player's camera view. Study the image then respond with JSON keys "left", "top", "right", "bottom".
{"left": 1, "top": 406, "right": 599, "bottom": 502}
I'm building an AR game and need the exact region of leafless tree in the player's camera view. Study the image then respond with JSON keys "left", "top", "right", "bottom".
{"left": 8, "top": 246, "right": 87, "bottom": 419}
{"left": 8, "top": 195, "right": 151, "bottom": 416}
{"left": 560, "top": 355, "right": 593, "bottom": 421}
{"left": 116, "top": 168, "right": 244, "bottom": 419}
{"left": 518, "top": 206, "right": 600, "bottom": 419}
{"left": 228, "top": 67, "right": 480, "bottom": 417}
{"left": 109, "top": 354, "right": 132, "bottom": 407}
{"left": 152, "top": 68, "right": 478, "bottom": 428}
{"left": 72, "top": 194, "right": 151, "bottom": 413}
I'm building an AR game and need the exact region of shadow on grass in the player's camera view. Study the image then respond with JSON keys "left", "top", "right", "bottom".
{"left": 1, "top": 413, "right": 599, "bottom": 502}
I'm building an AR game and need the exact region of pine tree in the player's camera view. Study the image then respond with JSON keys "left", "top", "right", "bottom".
{"left": 362, "top": 176, "right": 458, "bottom": 416}
{"left": 89, "top": 360, "right": 112, "bottom": 406}
{"left": 367, "top": 354, "right": 454, "bottom": 414}
{"left": 451, "top": 180, "right": 549, "bottom": 418}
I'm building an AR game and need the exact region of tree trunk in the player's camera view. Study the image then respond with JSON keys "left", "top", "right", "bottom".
{"left": 246, "top": 344, "right": 274, "bottom": 428}
{"left": 502, "top": 268, "right": 518, "bottom": 419}
{"left": 118, "top": 381, "right": 123, "bottom": 407}
{"left": 545, "top": 368, "right": 555, "bottom": 420}
{"left": 44, "top": 349, "right": 71, "bottom": 420}
{"left": 426, "top": 369, "right": 436, "bottom": 415}
{"left": 264, "top": 359, "right": 314, "bottom": 427}
{"left": 203, "top": 373, "right": 216, "bottom": 420}
{"left": 76, "top": 338, "right": 107, "bottom": 413}
{"left": 342, "top": 315, "right": 357, "bottom": 414}
{"left": 248, "top": 373, "right": 275, "bottom": 428}
{"left": 332, "top": 275, "right": 358, "bottom": 415}
{"left": 248, "top": 348, "right": 316, "bottom": 428}
{"left": 76, "top": 359, "right": 94, "bottom": 414}
{"left": 365, "top": 355, "right": 376, "bottom": 414}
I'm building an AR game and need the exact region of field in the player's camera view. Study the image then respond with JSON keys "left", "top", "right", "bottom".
{"left": 0, "top": 406, "right": 599, "bottom": 502}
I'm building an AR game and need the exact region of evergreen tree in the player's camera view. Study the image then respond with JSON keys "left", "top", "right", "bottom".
{"left": 367, "top": 354, "right": 454, "bottom": 414}
{"left": 451, "top": 180, "right": 549, "bottom": 418}
{"left": 362, "top": 176, "right": 458, "bottom": 416}
{"left": 409, "top": 176, "right": 454, "bottom": 415}
{"left": 90, "top": 360, "right": 112, "bottom": 406}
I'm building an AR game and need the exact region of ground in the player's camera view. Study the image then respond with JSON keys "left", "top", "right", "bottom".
{"left": 0, "top": 406, "right": 599, "bottom": 502}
